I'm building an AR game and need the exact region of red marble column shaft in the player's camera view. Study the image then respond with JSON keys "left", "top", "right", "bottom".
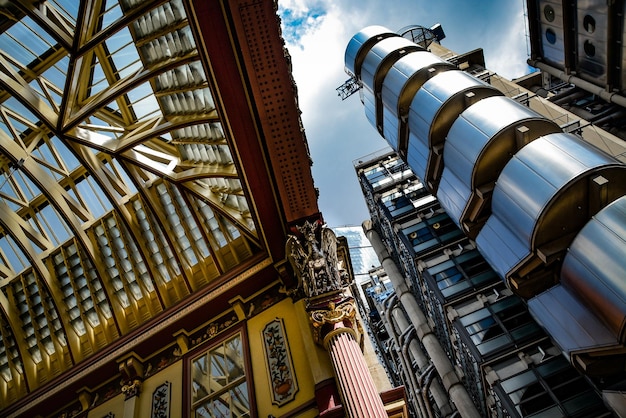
{"left": 325, "top": 324, "right": 387, "bottom": 418}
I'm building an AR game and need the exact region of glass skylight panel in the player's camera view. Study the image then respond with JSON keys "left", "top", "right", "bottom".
{"left": 0, "top": 324, "right": 21, "bottom": 382}
{"left": 101, "top": 0, "right": 124, "bottom": 30}
{"left": 0, "top": 0, "right": 260, "bottom": 386}
{"left": 41, "top": 56, "right": 70, "bottom": 94}
{"left": 27, "top": 80, "right": 51, "bottom": 111}
{"left": 11, "top": 170, "right": 39, "bottom": 202}
{"left": 49, "top": 0, "right": 79, "bottom": 25}
{"left": 10, "top": 272, "right": 65, "bottom": 363}
{"left": 0, "top": 172, "right": 22, "bottom": 211}
{"left": 156, "top": 61, "right": 207, "bottom": 91}
{"left": 132, "top": 199, "right": 171, "bottom": 283}
{"left": 1, "top": 17, "right": 52, "bottom": 66}
{"left": 105, "top": 28, "right": 141, "bottom": 78}
{"left": 37, "top": 204, "right": 70, "bottom": 247}
{"left": 1, "top": 97, "right": 38, "bottom": 136}
{"left": 0, "top": 235, "right": 27, "bottom": 273}
{"left": 173, "top": 122, "right": 225, "bottom": 144}
{"left": 75, "top": 176, "right": 109, "bottom": 218}
{"left": 89, "top": 60, "right": 108, "bottom": 96}
{"left": 107, "top": 158, "right": 137, "bottom": 194}
{"left": 94, "top": 222, "right": 131, "bottom": 308}
{"left": 126, "top": 81, "right": 162, "bottom": 120}
{"left": 50, "top": 135, "right": 80, "bottom": 172}
{"left": 132, "top": 0, "right": 185, "bottom": 39}
{"left": 198, "top": 203, "right": 227, "bottom": 248}
{"left": 139, "top": 26, "right": 196, "bottom": 66}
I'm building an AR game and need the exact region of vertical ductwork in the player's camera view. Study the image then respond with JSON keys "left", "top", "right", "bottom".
{"left": 363, "top": 220, "right": 481, "bottom": 418}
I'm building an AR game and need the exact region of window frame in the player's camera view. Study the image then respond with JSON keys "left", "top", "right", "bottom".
{"left": 184, "top": 324, "right": 256, "bottom": 418}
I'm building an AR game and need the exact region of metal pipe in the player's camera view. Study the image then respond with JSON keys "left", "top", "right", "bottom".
{"left": 419, "top": 364, "right": 437, "bottom": 418}
{"left": 400, "top": 326, "right": 428, "bottom": 417}
{"left": 528, "top": 59, "right": 626, "bottom": 108}
{"left": 363, "top": 221, "right": 481, "bottom": 418}
{"left": 393, "top": 309, "right": 454, "bottom": 416}
{"left": 384, "top": 296, "right": 425, "bottom": 417}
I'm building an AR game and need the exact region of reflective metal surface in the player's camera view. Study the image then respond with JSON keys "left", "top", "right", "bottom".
{"left": 437, "top": 96, "right": 559, "bottom": 237}
{"left": 528, "top": 284, "right": 618, "bottom": 357}
{"left": 362, "top": 37, "right": 422, "bottom": 135}
{"left": 382, "top": 52, "right": 453, "bottom": 151}
{"left": 538, "top": 0, "right": 566, "bottom": 67}
{"left": 576, "top": 0, "right": 609, "bottom": 84}
{"left": 476, "top": 132, "right": 626, "bottom": 296}
{"left": 561, "top": 195, "right": 626, "bottom": 341}
{"left": 408, "top": 70, "right": 502, "bottom": 190}
{"left": 344, "top": 26, "right": 395, "bottom": 77}
{"left": 361, "top": 37, "right": 420, "bottom": 95}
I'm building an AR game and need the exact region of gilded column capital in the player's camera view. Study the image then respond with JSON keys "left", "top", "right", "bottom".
{"left": 309, "top": 298, "right": 363, "bottom": 349}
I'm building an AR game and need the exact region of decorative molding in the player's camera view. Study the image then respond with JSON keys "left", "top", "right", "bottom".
{"left": 121, "top": 379, "right": 142, "bottom": 400}
{"left": 262, "top": 318, "right": 298, "bottom": 405}
{"left": 151, "top": 381, "right": 171, "bottom": 418}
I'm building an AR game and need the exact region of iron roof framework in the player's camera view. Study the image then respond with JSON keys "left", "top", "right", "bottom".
{"left": 0, "top": 0, "right": 263, "bottom": 403}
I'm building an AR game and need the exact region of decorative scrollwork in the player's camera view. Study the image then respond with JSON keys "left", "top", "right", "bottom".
{"left": 121, "top": 379, "right": 142, "bottom": 400}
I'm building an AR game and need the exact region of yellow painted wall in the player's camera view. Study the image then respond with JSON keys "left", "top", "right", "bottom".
{"left": 247, "top": 298, "right": 331, "bottom": 417}
{"left": 87, "top": 392, "right": 124, "bottom": 418}
{"left": 136, "top": 361, "right": 183, "bottom": 417}
{"left": 86, "top": 360, "right": 182, "bottom": 418}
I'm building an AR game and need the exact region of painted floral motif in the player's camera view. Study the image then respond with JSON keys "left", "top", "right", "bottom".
{"left": 151, "top": 382, "right": 171, "bottom": 418}
{"left": 263, "top": 318, "right": 298, "bottom": 405}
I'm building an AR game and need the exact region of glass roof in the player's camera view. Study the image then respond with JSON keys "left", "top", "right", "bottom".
{"left": 0, "top": 0, "right": 259, "bottom": 401}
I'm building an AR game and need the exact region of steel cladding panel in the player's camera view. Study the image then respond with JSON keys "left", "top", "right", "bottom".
{"left": 381, "top": 51, "right": 447, "bottom": 117}
{"left": 538, "top": 0, "right": 566, "bottom": 68}
{"left": 407, "top": 131, "right": 430, "bottom": 182}
{"left": 528, "top": 284, "right": 618, "bottom": 355}
{"left": 576, "top": 0, "right": 608, "bottom": 84}
{"left": 383, "top": 106, "right": 399, "bottom": 148}
{"left": 475, "top": 212, "right": 528, "bottom": 280}
{"left": 561, "top": 196, "right": 626, "bottom": 339}
{"left": 363, "top": 89, "right": 377, "bottom": 133}
{"left": 407, "top": 70, "right": 488, "bottom": 151}
{"left": 344, "top": 26, "right": 394, "bottom": 76}
{"left": 436, "top": 168, "right": 470, "bottom": 229}
{"left": 361, "top": 37, "right": 417, "bottom": 92}
{"left": 489, "top": 133, "right": 617, "bottom": 244}
{"left": 490, "top": 156, "right": 553, "bottom": 244}
{"left": 408, "top": 87, "right": 441, "bottom": 154}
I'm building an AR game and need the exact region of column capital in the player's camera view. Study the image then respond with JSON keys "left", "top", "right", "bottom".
{"left": 117, "top": 354, "right": 144, "bottom": 400}
{"left": 309, "top": 298, "right": 363, "bottom": 349}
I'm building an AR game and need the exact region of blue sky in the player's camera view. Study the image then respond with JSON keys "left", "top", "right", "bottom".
{"left": 277, "top": 0, "right": 531, "bottom": 227}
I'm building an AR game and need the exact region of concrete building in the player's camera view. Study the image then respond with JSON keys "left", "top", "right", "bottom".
{"left": 347, "top": 5, "right": 626, "bottom": 416}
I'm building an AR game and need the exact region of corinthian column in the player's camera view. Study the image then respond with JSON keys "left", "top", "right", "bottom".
{"left": 286, "top": 221, "right": 388, "bottom": 417}
{"left": 314, "top": 300, "right": 388, "bottom": 418}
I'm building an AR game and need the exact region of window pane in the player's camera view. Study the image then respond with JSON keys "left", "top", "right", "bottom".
{"left": 192, "top": 332, "right": 249, "bottom": 417}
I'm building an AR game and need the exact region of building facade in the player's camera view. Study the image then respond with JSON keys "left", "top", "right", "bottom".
{"left": 347, "top": 12, "right": 626, "bottom": 418}
{"left": 0, "top": 1, "right": 403, "bottom": 417}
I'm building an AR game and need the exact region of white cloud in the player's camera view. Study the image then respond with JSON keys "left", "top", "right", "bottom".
{"left": 278, "top": 1, "right": 535, "bottom": 226}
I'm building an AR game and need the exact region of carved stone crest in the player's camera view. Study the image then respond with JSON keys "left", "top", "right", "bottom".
{"left": 285, "top": 221, "right": 350, "bottom": 300}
